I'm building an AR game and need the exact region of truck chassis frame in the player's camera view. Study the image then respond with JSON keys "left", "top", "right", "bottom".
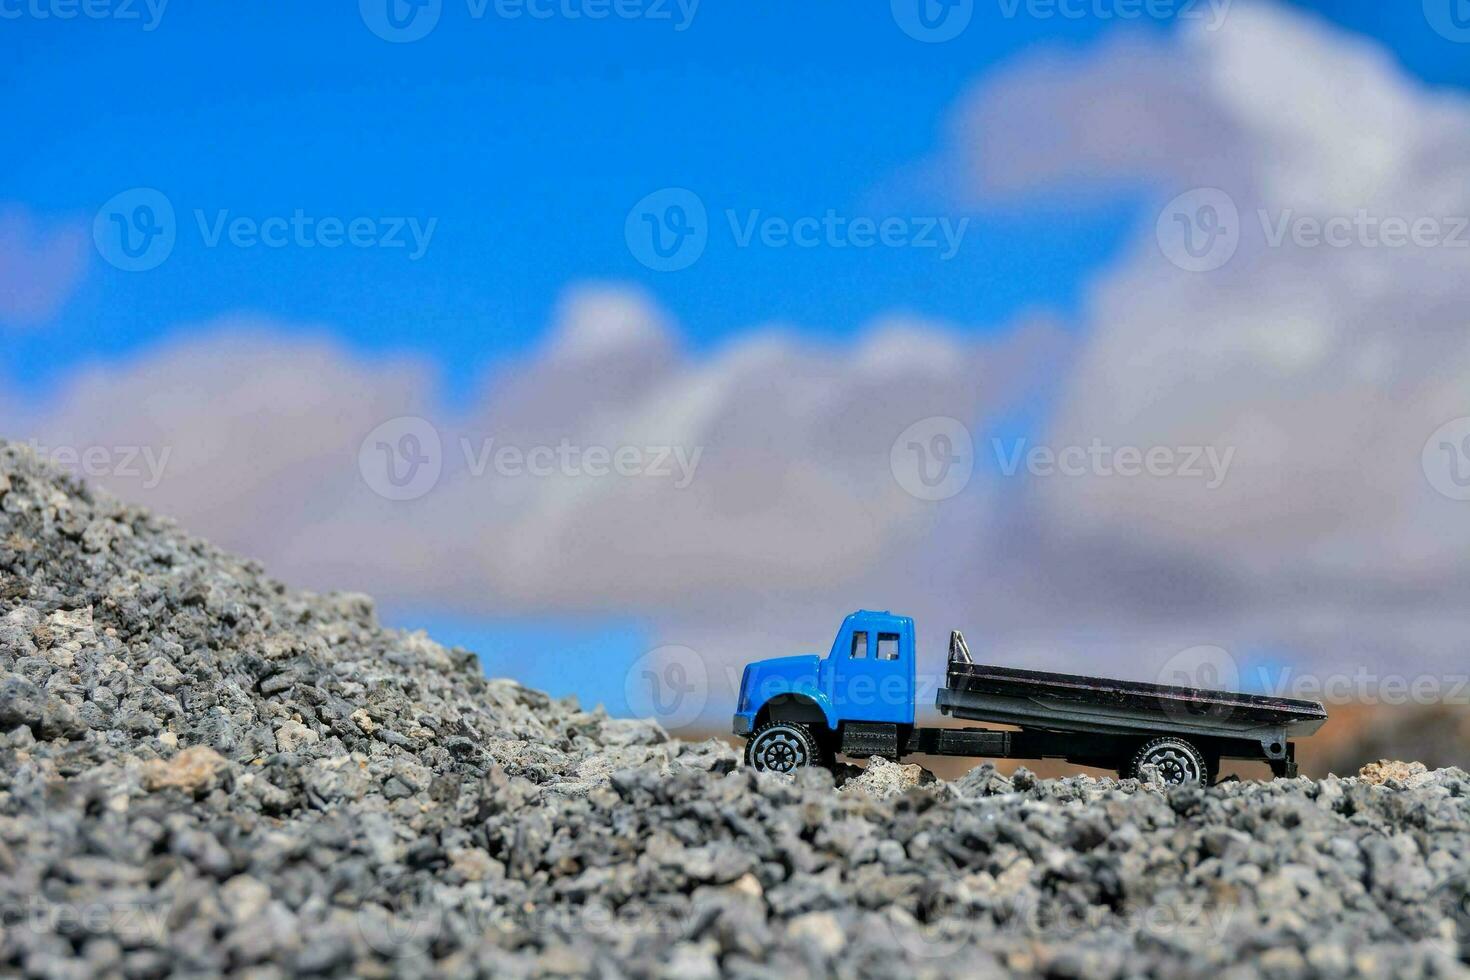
{"left": 839, "top": 721, "right": 1299, "bottom": 778}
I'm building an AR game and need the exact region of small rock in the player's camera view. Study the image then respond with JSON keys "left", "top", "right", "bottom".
{"left": 787, "top": 911, "right": 844, "bottom": 957}
{"left": 141, "top": 657, "right": 186, "bottom": 692}
{"left": 1136, "top": 762, "right": 1166, "bottom": 791}
{"left": 449, "top": 847, "right": 502, "bottom": 882}
{"left": 221, "top": 875, "right": 273, "bottom": 924}
{"left": 731, "top": 872, "right": 763, "bottom": 898}
{"left": 0, "top": 674, "right": 44, "bottom": 729}
{"left": 841, "top": 756, "right": 930, "bottom": 799}
{"left": 274, "top": 719, "right": 319, "bottom": 753}
{"left": 1358, "top": 760, "right": 1429, "bottom": 786}
{"left": 659, "top": 944, "right": 718, "bottom": 980}
{"left": 142, "top": 745, "right": 229, "bottom": 795}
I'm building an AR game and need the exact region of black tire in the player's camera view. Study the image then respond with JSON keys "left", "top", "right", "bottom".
{"left": 745, "top": 721, "right": 826, "bottom": 773}
{"left": 1128, "top": 736, "right": 1209, "bottom": 786}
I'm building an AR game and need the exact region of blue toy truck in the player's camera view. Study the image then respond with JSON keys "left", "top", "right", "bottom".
{"left": 733, "top": 611, "right": 1327, "bottom": 785}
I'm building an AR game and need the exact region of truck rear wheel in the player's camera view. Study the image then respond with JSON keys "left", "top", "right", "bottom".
{"left": 1128, "top": 736, "right": 1209, "bottom": 786}
{"left": 746, "top": 721, "right": 826, "bottom": 773}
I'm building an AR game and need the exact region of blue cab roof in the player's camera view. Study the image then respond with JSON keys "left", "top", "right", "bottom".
{"left": 841, "top": 610, "right": 912, "bottom": 629}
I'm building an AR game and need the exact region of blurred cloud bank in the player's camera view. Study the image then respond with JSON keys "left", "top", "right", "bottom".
{"left": 8, "top": 3, "right": 1470, "bottom": 718}
{"left": 0, "top": 208, "right": 88, "bottom": 328}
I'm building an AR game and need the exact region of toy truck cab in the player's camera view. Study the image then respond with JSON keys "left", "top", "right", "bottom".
{"left": 733, "top": 610, "right": 915, "bottom": 771}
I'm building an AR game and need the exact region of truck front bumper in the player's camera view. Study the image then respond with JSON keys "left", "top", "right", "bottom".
{"left": 731, "top": 714, "right": 753, "bottom": 736}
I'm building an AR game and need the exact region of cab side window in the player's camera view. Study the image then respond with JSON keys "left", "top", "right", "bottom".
{"left": 850, "top": 630, "right": 868, "bottom": 659}
{"left": 877, "top": 633, "right": 900, "bottom": 661}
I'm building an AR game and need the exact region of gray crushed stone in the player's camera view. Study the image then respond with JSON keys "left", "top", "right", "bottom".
{"left": 1, "top": 438, "right": 1469, "bottom": 978}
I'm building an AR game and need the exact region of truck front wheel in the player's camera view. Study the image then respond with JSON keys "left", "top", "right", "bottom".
{"left": 1128, "top": 736, "right": 1209, "bottom": 786}
{"left": 746, "top": 721, "right": 826, "bottom": 773}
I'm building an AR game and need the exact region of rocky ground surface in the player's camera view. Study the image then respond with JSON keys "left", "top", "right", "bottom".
{"left": 2, "top": 438, "right": 1470, "bottom": 978}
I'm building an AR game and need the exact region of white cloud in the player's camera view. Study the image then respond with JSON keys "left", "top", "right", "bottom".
{"left": 287, "top": 295, "right": 1063, "bottom": 616}
{"left": 4, "top": 292, "right": 1064, "bottom": 631}
{"left": 11, "top": 320, "right": 437, "bottom": 560}
{"left": 946, "top": 2, "right": 1470, "bottom": 675}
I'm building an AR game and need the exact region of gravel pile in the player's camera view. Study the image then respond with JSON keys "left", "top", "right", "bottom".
{"left": 2, "top": 439, "right": 1469, "bottom": 978}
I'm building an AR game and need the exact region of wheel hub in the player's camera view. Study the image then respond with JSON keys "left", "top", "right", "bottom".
{"left": 1143, "top": 746, "right": 1198, "bottom": 785}
{"left": 754, "top": 730, "right": 807, "bottom": 772}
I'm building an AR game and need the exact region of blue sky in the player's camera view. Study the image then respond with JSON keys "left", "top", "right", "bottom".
{"left": 5, "top": 3, "right": 1183, "bottom": 401}
{"left": 8, "top": 0, "right": 1470, "bottom": 715}
{"left": 7, "top": 1, "right": 1464, "bottom": 405}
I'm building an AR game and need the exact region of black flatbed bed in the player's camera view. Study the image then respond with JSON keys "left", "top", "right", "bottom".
{"left": 940, "top": 660, "right": 1327, "bottom": 737}
{"left": 840, "top": 633, "right": 1327, "bottom": 780}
